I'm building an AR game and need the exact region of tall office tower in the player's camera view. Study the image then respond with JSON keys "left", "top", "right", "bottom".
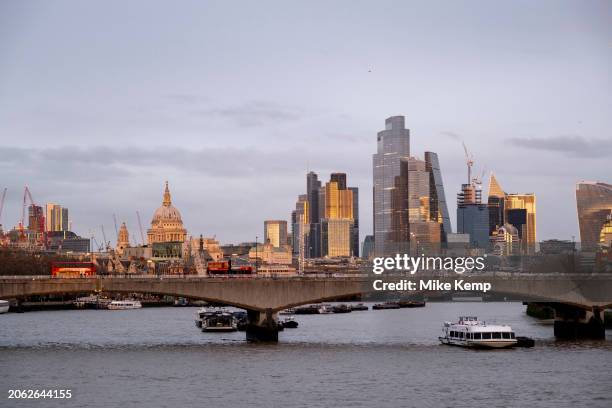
{"left": 576, "top": 181, "right": 612, "bottom": 249}
{"left": 505, "top": 193, "right": 536, "bottom": 253}
{"left": 45, "top": 203, "right": 68, "bottom": 232}
{"left": 306, "top": 171, "right": 322, "bottom": 257}
{"left": 487, "top": 173, "right": 506, "bottom": 235}
{"left": 349, "top": 187, "right": 359, "bottom": 257}
{"left": 264, "top": 220, "right": 288, "bottom": 248}
{"left": 321, "top": 175, "right": 355, "bottom": 257}
{"left": 457, "top": 183, "right": 489, "bottom": 249}
{"left": 407, "top": 157, "right": 441, "bottom": 253}
{"left": 424, "top": 151, "right": 452, "bottom": 243}
{"left": 291, "top": 194, "right": 310, "bottom": 256}
{"left": 28, "top": 204, "right": 44, "bottom": 232}
{"left": 291, "top": 194, "right": 309, "bottom": 256}
{"left": 373, "top": 116, "right": 411, "bottom": 256}
{"left": 61, "top": 208, "right": 69, "bottom": 231}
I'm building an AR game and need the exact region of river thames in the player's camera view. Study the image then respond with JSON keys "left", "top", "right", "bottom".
{"left": 1, "top": 302, "right": 611, "bottom": 408}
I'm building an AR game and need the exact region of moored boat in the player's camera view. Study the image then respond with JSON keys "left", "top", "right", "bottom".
{"left": 201, "top": 309, "right": 238, "bottom": 332}
{"left": 107, "top": 300, "right": 142, "bottom": 310}
{"left": 332, "top": 304, "right": 352, "bottom": 314}
{"left": 294, "top": 305, "right": 321, "bottom": 315}
{"left": 398, "top": 300, "right": 426, "bottom": 308}
{"left": 349, "top": 303, "right": 369, "bottom": 311}
{"left": 372, "top": 302, "right": 400, "bottom": 310}
{"left": 0, "top": 299, "right": 9, "bottom": 314}
{"left": 439, "top": 316, "right": 517, "bottom": 349}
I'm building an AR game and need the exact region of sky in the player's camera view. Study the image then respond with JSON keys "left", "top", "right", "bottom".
{"left": 0, "top": 0, "right": 610, "bottom": 245}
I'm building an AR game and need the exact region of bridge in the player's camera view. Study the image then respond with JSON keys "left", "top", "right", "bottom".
{"left": 1, "top": 274, "right": 611, "bottom": 341}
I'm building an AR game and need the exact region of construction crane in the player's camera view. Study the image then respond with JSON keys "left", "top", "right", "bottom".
{"left": 462, "top": 142, "right": 474, "bottom": 185}
{"left": 19, "top": 186, "right": 46, "bottom": 246}
{"left": 100, "top": 225, "right": 110, "bottom": 252}
{"left": 136, "top": 211, "right": 145, "bottom": 246}
{"left": 0, "top": 187, "right": 6, "bottom": 229}
{"left": 113, "top": 214, "right": 119, "bottom": 241}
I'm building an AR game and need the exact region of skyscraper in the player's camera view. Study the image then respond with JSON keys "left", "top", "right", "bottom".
{"left": 487, "top": 173, "right": 505, "bottom": 235}
{"left": 321, "top": 174, "right": 356, "bottom": 257}
{"left": 349, "top": 187, "right": 359, "bottom": 257}
{"left": 576, "top": 181, "right": 612, "bottom": 249}
{"left": 457, "top": 183, "right": 489, "bottom": 249}
{"left": 425, "top": 151, "right": 452, "bottom": 242}
{"left": 373, "top": 116, "right": 411, "bottom": 256}
{"left": 45, "top": 203, "right": 69, "bottom": 232}
{"left": 306, "top": 171, "right": 322, "bottom": 258}
{"left": 291, "top": 194, "right": 309, "bottom": 256}
{"left": 264, "top": 220, "right": 288, "bottom": 248}
{"left": 505, "top": 193, "right": 536, "bottom": 253}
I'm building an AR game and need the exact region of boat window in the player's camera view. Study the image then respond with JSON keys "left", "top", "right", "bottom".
{"left": 459, "top": 332, "right": 464, "bottom": 339}
{"left": 473, "top": 333, "right": 482, "bottom": 340}
{"left": 510, "top": 333, "right": 515, "bottom": 339}
{"left": 482, "top": 333, "right": 491, "bottom": 339}
{"left": 450, "top": 331, "right": 455, "bottom": 337}
{"left": 492, "top": 332, "right": 501, "bottom": 339}
{"left": 502, "top": 332, "right": 510, "bottom": 339}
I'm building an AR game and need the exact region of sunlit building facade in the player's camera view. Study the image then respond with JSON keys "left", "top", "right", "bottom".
{"left": 321, "top": 174, "right": 356, "bottom": 257}
{"left": 505, "top": 193, "right": 536, "bottom": 252}
{"left": 576, "top": 181, "right": 612, "bottom": 249}
{"left": 321, "top": 218, "right": 353, "bottom": 257}
{"left": 264, "top": 220, "right": 288, "bottom": 248}
{"left": 45, "top": 203, "right": 69, "bottom": 232}
{"left": 147, "top": 182, "right": 188, "bottom": 258}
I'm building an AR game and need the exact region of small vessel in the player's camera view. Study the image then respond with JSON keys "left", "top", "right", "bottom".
{"left": 439, "top": 316, "right": 517, "bottom": 349}
{"left": 173, "top": 297, "right": 189, "bottom": 307}
{"left": 350, "top": 303, "right": 369, "bottom": 311}
{"left": 398, "top": 300, "right": 426, "bottom": 308}
{"left": 279, "top": 308, "right": 296, "bottom": 315}
{"left": 281, "top": 317, "right": 299, "bottom": 328}
{"left": 294, "top": 305, "right": 321, "bottom": 315}
{"left": 372, "top": 302, "right": 400, "bottom": 310}
{"left": 318, "top": 304, "right": 334, "bottom": 314}
{"left": 107, "top": 300, "right": 142, "bottom": 310}
{"left": 74, "top": 295, "right": 112, "bottom": 309}
{"left": 0, "top": 299, "right": 9, "bottom": 314}
{"left": 332, "top": 304, "right": 352, "bottom": 314}
{"left": 201, "top": 309, "right": 237, "bottom": 332}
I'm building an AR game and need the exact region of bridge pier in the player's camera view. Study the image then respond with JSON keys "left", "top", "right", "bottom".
{"left": 245, "top": 309, "right": 280, "bottom": 342}
{"left": 552, "top": 305, "right": 605, "bottom": 340}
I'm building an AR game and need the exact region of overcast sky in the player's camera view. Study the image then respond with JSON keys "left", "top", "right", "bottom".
{"left": 0, "top": 0, "right": 610, "bottom": 245}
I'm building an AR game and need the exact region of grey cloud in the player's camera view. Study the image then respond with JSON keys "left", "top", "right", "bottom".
{"left": 193, "top": 100, "right": 301, "bottom": 127}
{"left": 507, "top": 135, "right": 612, "bottom": 158}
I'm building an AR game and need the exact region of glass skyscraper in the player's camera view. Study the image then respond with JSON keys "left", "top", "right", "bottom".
{"left": 373, "top": 116, "right": 411, "bottom": 256}
{"left": 576, "top": 181, "right": 612, "bottom": 249}
{"left": 425, "top": 151, "right": 452, "bottom": 243}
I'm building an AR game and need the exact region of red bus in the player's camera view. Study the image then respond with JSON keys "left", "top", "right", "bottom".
{"left": 51, "top": 261, "right": 97, "bottom": 277}
{"left": 207, "top": 261, "right": 254, "bottom": 276}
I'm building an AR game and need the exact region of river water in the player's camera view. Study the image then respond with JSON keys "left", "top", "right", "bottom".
{"left": 1, "top": 302, "right": 611, "bottom": 408}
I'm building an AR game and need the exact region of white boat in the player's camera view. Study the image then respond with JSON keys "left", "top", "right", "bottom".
{"left": 439, "top": 316, "right": 517, "bottom": 349}
{"left": 107, "top": 300, "right": 142, "bottom": 310}
{"left": 0, "top": 300, "right": 9, "bottom": 314}
{"left": 200, "top": 308, "right": 237, "bottom": 332}
{"left": 318, "top": 304, "right": 334, "bottom": 314}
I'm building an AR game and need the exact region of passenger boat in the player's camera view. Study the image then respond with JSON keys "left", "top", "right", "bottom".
{"left": 107, "top": 300, "right": 142, "bottom": 310}
{"left": 279, "top": 308, "right": 296, "bottom": 315}
{"left": 439, "top": 316, "right": 517, "bottom": 349}
{"left": 349, "top": 303, "right": 369, "bottom": 311}
{"left": 372, "top": 302, "right": 400, "bottom": 310}
{"left": 0, "top": 299, "right": 9, "bottom": 314}
{"left": 201, "top": 309, "right": 237, "bottom": 332}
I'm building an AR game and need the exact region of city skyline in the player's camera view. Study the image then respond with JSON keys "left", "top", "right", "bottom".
{"left": 0, "top": 1, "right": 610, "bottom": 243}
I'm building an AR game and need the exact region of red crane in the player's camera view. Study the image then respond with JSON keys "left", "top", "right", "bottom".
{"left": 19, "top": 186, "right": 46, "bottom": 246}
